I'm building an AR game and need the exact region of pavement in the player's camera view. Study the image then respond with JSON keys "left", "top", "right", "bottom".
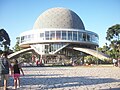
{"left": 1, "top": 65, "right": 120, "bottom": 90}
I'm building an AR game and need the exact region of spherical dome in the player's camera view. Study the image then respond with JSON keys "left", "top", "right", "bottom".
{"left": 33, "top": 7, "right": 85, "bottom": 30}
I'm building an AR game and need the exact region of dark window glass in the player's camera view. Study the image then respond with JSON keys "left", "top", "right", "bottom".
{"left": 83, "top": 33, "right": 86, "bottom": 41}
{"left": 73, "top": 31, "right": 77, "bottom": 40}
{"left": 50, "top": 31, "right": 55, "bottom": 40}
{"left": 87, "top": 34, "right": 91, "bottom": 41}
{"left": 62, "top": 31, "right": 66, "bottom": 40}
{"left": 92, "top": 34, "right": 99, "bottom": 43}
{"left": 78, "top": 32, "right": 82, "bottom": 41}
{"left": 68, "top": 31, "right": 72, "bottom": 40}
{"left": 56, "top": 31, "right": 61, "bottom": 40}
{"left": 45, "top": 31, "right": 49, "bottom": 40}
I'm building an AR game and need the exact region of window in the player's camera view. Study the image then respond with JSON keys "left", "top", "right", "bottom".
{"left": 50, "top": 31, "right": 55, "bottom": 40}
{"left": 45, "top": 31, "right": 49, "bottom": 40}
{"left": 92, "top": 34, "right": 99, "bottom": 43}
{"left": 40, "top": 33, "right": 44, "bottom": 40}
{"left": 83, "top": 33, "right": 86, "bottom": 41}
{"left": 73, "top": 31, "right": 77, "bottom": 40}
{"left": 78, "top": 32, "right": 82, "bottom": 41}
{"left": 68, "top": 31, "right": 72, "bottom": 40}
{"left": 21, "top": 36, "right": 24, "bottom": 43}
{"left": 56, "top": 31, "right": 61, "bottom": 40}
{"left": 40, "top": 33, "right": 44, "bottom": 38}
{"left": 62, "top": 31, "right": 66, "bottom": 40}
{"left": 86, "top": 33, "right": 91, "bottom": 41}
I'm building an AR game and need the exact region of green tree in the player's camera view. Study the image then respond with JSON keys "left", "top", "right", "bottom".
{"left": 21, "top": 53, "right": 32, "bottom": 63}
{"left": 13, "top": 37, "right": 32, "bottom": 63}
{"left": 98, "top": 43, "right": 111, "bottom": 56}
{"left": 84, "top": 56, "right": 96, "bottom": 64}
{"left": 12, "top": 37, "right": 22, "bottom": 52}
{"left": 0, "top": 29, "right": 11, "bottom": 51}
{"left": 106, "top": 24, "right": 120, "bottom": 59}
{"left": 106, "top": 24, "right": 120, "bottom": 41}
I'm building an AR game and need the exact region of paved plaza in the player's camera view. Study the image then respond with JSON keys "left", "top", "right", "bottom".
{"left": 2, "top": 66, "right": 120, "bottom": 90}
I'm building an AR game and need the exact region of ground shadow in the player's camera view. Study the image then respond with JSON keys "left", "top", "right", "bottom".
{"left": 21, "top": 74, "right": 64, "bottom": 77}
{"left": 8, "top": 74, "right": 120, "bottom": 89}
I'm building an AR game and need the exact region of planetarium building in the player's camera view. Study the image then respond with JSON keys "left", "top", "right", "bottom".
{"left": 18, "top": 7, "right": 100, "bottom": 64}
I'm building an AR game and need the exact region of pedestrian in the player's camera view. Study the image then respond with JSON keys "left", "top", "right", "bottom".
{"left": 118, "top": 58, "right": 120, "bottom": 68}
{"left": 0, "top": 50, "right": 3, "bottom": 88}
{"left": 12, "top": 59, "right": 24, "bottom": 89}
{"left": 113, "top": 58, "right": 117, "bottom": 67}
{"left": 0, "top": 51, "right": 12, "bottom": 90}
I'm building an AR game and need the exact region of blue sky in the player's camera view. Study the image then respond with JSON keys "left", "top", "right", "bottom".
{"left": 0, "top": 0, "right": 120, "bottom": 49}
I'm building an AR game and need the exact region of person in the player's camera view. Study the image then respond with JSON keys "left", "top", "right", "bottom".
{"left": 12, "top": 59, "right": 24, "bottom": 89}
{"left": 113, "top": 58, "right": 118, "bottom": 67}
{"left": 118, "top": 58, "right": 120, "bottom": 68}
{"left": 0, "top": 51, "right": 12, "bottom": 90}
{"left": 0, "top": 51, "right": 3, "bottom": 89}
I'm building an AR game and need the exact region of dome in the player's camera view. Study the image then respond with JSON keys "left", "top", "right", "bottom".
{"left": 33, "top": 7, "right": 85, "bottom": 30}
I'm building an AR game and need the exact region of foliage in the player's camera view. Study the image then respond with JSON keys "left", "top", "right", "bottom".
{"left": 12, "top": 37, "right": 32, "bottom": 63}
{"left": 12, "top": 37, "right": 22, "bottom": 52}
{"left": 0, "top": 29, "right": 11, "bottom": 51}
{"left": 106, "top": 24, "right": 120, "bottom": 41}
{"left": 84, "top": 55, "right": 112, "bottom": 64}
{"left": 84, "top": 56, "right": 98, "bottom": 64}
{"left": 106, "top": 24, "right": 120, "bottom": 59}
{"left": 20, "top": 53, "right": 32, "bottom": 63}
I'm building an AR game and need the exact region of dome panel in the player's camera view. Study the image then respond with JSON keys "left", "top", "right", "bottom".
{"left": 33, "top": 7, "right": 85, "bottom": 30}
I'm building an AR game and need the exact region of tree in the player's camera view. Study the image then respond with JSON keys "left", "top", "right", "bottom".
{"left": 0, "top": 29, "right": 11, "bottom": 51}
{"left": 106, "top": 24, "right": 120, "bottom": 41}
{"left": 13, "top": 37, "right": 32, "bottom": 63}
{"left": 12, "top": 37, "right": 22, "bottom": 52}
{"left": 106, "top": 24, "right": 120, "bottom": 59}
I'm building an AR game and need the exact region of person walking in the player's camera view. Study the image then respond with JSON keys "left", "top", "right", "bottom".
{"left": 12, "top": 59, "right": 24, "bottom": 89}
{"left": 0, "top": 51, "right": 12, "bottom": 90}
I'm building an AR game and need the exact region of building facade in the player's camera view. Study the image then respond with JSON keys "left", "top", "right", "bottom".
{"left": 19, "top": 7, "right": 99, "bottom": 65}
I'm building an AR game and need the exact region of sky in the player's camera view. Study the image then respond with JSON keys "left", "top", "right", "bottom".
{"left": 0, "top": 0, "right": 120, "bottom": 49}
